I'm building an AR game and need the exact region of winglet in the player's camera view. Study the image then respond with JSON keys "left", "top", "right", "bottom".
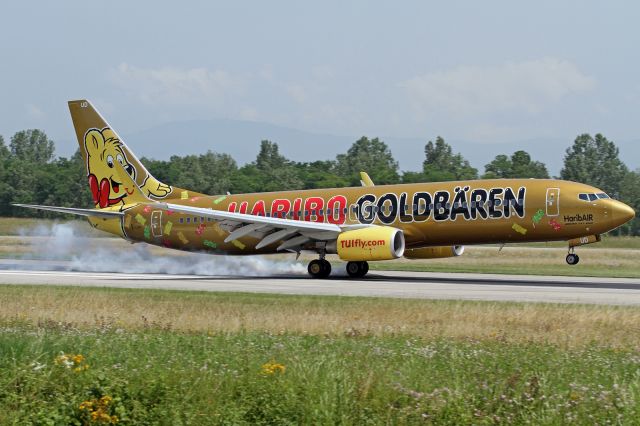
{"left": 360, "top": 171, "right": 375, "bottom": 187}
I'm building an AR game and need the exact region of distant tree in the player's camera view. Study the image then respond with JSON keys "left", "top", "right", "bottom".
{"left": 619, "top": 170, "right": 640, "bottom": 236}
{"left": 143, "top": 151, "right": 238, "bottom": 195}
{"left": 401, "top": 171, "right": 427, "bottom": 184}
{"left": 0, "top": 135, "right": 8, "bottom": 159}
{"left": 336, "top": 137, "right": 399, "bottom": 186}
{"left": 248, "top": 140, "right": 303, "bottom": 192}
{"left": 35, "top": 150, "right": 91, "bottom": 209}
{"left": 3, "top": 130, "right": 56, "bottom": 216}
{"left": 9, "top": 129, "right": 55, "bottom": 164}
{"left": 483, "top": 150, "right": 549, "bottom": 179}
{"left": 560, "top": 134, "right": 628, "bottom": 197}
{"left": 560, "top": 133, "right": 628, "bottom": 196}
{"left": 0, "top": 135, "right": 10, "bottom": 214}
{"left": 294, "top": 160, "right": 348, "bottom": 189}
{"left": 422, "top": 136, "right": 477, "bottom": 181}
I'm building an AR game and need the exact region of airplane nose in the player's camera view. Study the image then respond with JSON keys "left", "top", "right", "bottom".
{"left": 612, "top": 201, "right": 636, "bottom": 225}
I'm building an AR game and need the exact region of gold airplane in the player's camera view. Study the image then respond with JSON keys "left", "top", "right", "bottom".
{"left": 15, "top": 100, "right": 636, "bottom": 278}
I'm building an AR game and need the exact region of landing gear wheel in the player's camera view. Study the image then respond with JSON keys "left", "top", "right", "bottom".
{"left": 319, "top": 259, "right": 331, "bottom": 278}
{"left": 308, "top": 259, "right": 332, "bottom": 278}
{"left": 566, "top": 253, "right": 580, "bottom": 265}
{"left": 359, "top": 261, "right": 369, "bottom": 276}
{"left": 346, "top": 261, "right": 369, "bottom": 278}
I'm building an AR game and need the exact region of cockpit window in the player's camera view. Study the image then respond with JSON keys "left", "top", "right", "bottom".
{"left": 579, "top": 192, "right": 610, "bottom": 201}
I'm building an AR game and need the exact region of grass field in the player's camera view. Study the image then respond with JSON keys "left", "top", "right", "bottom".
{"left": 2, "top": 285, "right": 640, "bottom": 424}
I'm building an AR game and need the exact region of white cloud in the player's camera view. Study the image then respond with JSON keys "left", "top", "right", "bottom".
{"left": 108, "top": 63, "right": 246, "bottom": 107}
{"left": 401, "top": 58, "right": 596, "bottom": 117}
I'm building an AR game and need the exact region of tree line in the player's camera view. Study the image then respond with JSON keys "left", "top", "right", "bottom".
{"left": 0, "top": 129, "right": 638, "bottom": 235}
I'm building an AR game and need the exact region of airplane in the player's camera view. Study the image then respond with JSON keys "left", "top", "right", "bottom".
{"left": 15, "top": 100, "right": 636, "bottom": 278}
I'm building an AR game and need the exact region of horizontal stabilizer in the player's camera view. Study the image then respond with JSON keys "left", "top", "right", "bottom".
{"left": 12, "top": 204, "right": 124, "bottom": 218}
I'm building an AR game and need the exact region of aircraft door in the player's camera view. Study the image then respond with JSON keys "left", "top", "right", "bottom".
{"left": 151, "top": 211, "right": 163, "bottom": 237}
{"left": 546, "top": 188, "right": 560, "bottom": 216}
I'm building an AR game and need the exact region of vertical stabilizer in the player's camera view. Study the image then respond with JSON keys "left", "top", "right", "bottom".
{"left": 68, "top": 100, "right": 176, "bottom": 208}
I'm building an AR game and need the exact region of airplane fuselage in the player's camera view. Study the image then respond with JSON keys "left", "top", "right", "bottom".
{"left": 91, "top": 178, "right": 631, "bottom": 254}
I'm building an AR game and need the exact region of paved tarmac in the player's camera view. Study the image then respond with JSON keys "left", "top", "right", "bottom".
{"left": 1, "top": 264, "right": 639, "bottom": 305}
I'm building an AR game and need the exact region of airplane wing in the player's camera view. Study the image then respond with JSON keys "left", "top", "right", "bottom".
{"left": 156, "top": 202, "right": 342, "bottom": 251}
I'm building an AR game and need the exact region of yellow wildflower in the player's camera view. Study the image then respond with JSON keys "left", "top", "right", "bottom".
{"left": 261, "top": 360, "right": 286, "bottom": 375}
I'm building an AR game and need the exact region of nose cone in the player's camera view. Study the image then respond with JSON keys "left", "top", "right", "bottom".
{"left": 612, "top": 201, "right": 636, "bottom": 227}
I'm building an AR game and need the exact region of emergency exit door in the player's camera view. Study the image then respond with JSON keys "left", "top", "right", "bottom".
{"left": 546, "top": 188, "right": 560, "bottom": 216}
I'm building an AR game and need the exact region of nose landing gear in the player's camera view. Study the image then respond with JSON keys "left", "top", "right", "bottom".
{"left": 566, "top": 248, "right": 580, "bottom": 265}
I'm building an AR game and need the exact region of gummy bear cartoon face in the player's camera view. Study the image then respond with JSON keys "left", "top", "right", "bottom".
{"left": 84, "top": 128, "right": 136, "bottom": 208}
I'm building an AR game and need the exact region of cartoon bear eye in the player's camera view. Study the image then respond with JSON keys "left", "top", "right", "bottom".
{"left": 106, "top": 155, "right": 114, "bottom": 168}
{"left": 116, "top": 154, "right": 124, "bottom": 165}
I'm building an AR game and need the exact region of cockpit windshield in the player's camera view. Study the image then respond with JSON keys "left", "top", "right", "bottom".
{"left": 578, "top": 192, "right": 611, "bottom": 201}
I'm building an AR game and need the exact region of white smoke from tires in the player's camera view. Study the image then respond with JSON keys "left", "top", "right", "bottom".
{"left": 17, "top": 222, "right": 306, "bottom": 276}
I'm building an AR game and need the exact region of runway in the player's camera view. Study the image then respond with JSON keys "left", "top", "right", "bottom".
{"left": 1, "top": 265, "right": 640, "bottom": 305}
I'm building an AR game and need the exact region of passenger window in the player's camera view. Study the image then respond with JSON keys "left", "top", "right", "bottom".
{"left": 186, "top": 218, "right": 191, "bottom": 223}
{"left": 578, "top": 193, "right": 588, "bottom": 201}
{"left": 179, "top": 218, "right": 184, "bottom": 224}
{"left": 588, "top": 194, "right": 598, "bottom": 201}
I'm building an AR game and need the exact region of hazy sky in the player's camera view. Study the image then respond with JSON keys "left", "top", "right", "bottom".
{"left": 1, "top": 1, "right": 638, "bottom": 160}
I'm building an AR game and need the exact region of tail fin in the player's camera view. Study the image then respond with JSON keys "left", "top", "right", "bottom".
{"left": 69, "top": 99, "right": 179, "bottom": 209}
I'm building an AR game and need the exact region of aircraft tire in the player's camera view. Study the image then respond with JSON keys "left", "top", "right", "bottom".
{"left": 346, "top": 261, "right": 369, "bottom": 278}
{"left": 308, "top": 259, "right": 332, "bottom": 278}
{"left": 308, "top": 259, "right": 324, "bottom": 278}
{"left": 346, "top": 261, "right": 361, "bottom": 277}
{"left": 319, "top": 259, "right": 332, "bottom": 278}
{"left": 359, "top": 261, "right": 369, "bottom": 277}
{"left": 566, "top": 253, "right": 579, "bottom": 265}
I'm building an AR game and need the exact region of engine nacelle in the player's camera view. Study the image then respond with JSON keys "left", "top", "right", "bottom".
{"left": 404, "top": 245, "right": 464, "bottom": 259}
{"left": 330, "top": 226, "right": 405, "bottom": 261}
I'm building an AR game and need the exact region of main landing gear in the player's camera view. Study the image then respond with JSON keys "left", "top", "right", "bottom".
{"left": 346, "top": 261, "right": 369, "bottom": 278}
{"left": 566, "top": 248, "right": 580, "bottom": 265}
{"left": 306, "top": 257, "right": 370, "bottom": 279}
{"left": 308, "top": 258, "right": 331, "bottom": 278}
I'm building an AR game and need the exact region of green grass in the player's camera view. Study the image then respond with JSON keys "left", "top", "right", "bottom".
{"left": 3, "top": 321, "right": 640, "bottom": 425}
{"left": 2, "top": 286, "right": 640, "bottom": 424}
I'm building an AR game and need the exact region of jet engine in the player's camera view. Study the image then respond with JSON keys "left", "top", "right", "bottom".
{"left": 403, "top": 245, "right": 464, "bottom": 259}
{"left": 327, "top": 226, "right": 405, "bottom": 261}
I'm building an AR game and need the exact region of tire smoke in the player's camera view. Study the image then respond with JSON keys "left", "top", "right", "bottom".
{"left": 17, "top": 222, "right": 306, "bottom": 276}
